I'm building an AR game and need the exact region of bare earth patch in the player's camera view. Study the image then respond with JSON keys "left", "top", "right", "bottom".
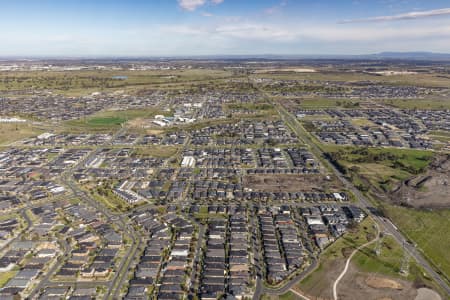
{"left": 391, "top": 154, "right": 450, "bottom": 208}
{"left": 365, "top": 276, "right": 403, "bottom": 290}
{"left": 338, "top": 263, "right": 417, "bottom": 300}
{"left": 242, "top": 174, "right": 340, "bottom": 192}
{"left": 298, "top": 259, "right": 345, "bottom": 300}
{"left": 414, "top": 288, "right": 441, "bottom": 300}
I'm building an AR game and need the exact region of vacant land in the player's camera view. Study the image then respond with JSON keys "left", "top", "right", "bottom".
{"left": 337, "top": 263, "right": 418, "bottom": 300}
{"left": 133, "top": 145, "right": 180, "bottom": 159}
{"left": 324, "top": 146, "right": 434, "bottom": 194}
{"left": 382, "top": 98, "right": 450, "bottom": 110}
{"left": 0, "top": 123, "right": 43, "bottom": 145}
{"left": 0, "top": 69, "right": 237, "bottom": 96}
{"left": 65, "top": 108, "right": 164, "bottom": 132}
{"left": 242, "top": 174, "right": 340, "bottom": 193}
{"left": 352, "top": 235, "right": 403, "bottom": 278}
{"left": 297, "top": 218, "right": 377, "bottom": 299}
{"left": 391, "top": 154, "right": 450, "bottom": 208}
{"left": 293, "top": 226, "right": 443, "bottom": 300}
{"left": 300, "top": 98, "right": 361, "bottom": 109}
{"left": 253, "top": 71, "right": 450, "bottom": 88}
{"left": 383, "top": 205, "right": 450, "bottom": 282}
{"left": 0, "top": 271, "right": 17, "bottom": 288}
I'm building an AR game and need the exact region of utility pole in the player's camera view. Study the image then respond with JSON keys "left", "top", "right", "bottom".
{"left": 374, "top": 233, "right": 383, "bottom": 256}
{"left": 400, "top": 241, "right": 410, "bottom": 276}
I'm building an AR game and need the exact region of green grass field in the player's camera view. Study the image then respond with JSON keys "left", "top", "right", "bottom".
{"left": 323, "top": 146, "right": 434, "bottom": 192}
{"left": 353, "top": 235, "right": 440, "bottom": 290}
{"left": 0, "top": 123, "right": 43, "bottom": 145}
{"left": 382, "top": 98, "right": 450, "bottom": 110}
{"left": 133, "top": 145, "right": 180, "bottom": 159}
{"left": 64, "top": 108, "right": 165, "bottom": 132}
{"left": 0, "top": 271, "right": 17, "bottom": 288}
{"left": 297, "top": 218, "right": 377, "bottom": 295}
{"left": 296, "top": 98, "right": 360, "bottom": 109}
{"left": 0, "top": 69, "right": 237, "bottom": 96}
{"left": 383, "top": 205, "right": 450, "bottom": 281}
{"left": 353, "top": 235, "right": 403, "bottom": 277}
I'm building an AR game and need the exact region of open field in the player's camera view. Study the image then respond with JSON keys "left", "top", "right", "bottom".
{"left": 242, "top": 174, "right": 340, "bottom": 193}
{"left": 352, "top": 235, "right": 443, "bottom": 295}
{"left": 383, "top": 205, "right": 450, "bottom": 282}
{"left": 381, "top": 98, "right": 450, "bottom": 109}
{"left": 390, "top": 154, "right": 450, "bottom": 208}
{"left": 354, "top": 235, "right": 408, "bottom": 278}
{"left": 336, "top": 263, "right": 419, "bottom": 300}
{"left": 0, "top": 69, "right": 237, "bottom": 96}
{"left": 133, "top": 145, "right": 181, "bottom": 159}
{"left": 296, "top": 218, "right": 377, "bottom": 299}
{"left": 0, "top": 271, "right": 17, "bottom": 288}
{"left": 64, "top": 108, "right": 165, "bottom": 132}
{"left": 0, "top": 123, "right": 43, "bottom": 145}
{"left": 253, "top": 71, "right": 450, "bottom": 88}
{"left": 299, "top": 98, "right": 361, "bottom": 109}
{"left": 289, "top": 225, "right": 443, "bottom": 300}
{"left": 323, "top": 146, "right": 435, "bottom": 194}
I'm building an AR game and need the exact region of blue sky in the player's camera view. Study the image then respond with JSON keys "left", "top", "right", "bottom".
{"left": 1, "top": 0, "right": 450, "bottom": 56}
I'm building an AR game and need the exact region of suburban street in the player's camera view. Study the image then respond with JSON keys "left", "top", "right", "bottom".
{"left": 274, "top": 94, "right": 450, "bottom": 296}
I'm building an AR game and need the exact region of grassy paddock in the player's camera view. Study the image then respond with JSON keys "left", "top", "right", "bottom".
{"left": 383, "top": 205, "right": 450, "bottom": 281}
{"left": 0, "top": 271, "right": 17, "bottom": 288}
{"left": 64, "top": 108, "right": 165, "bottom": 132}
{"left": 298, "top": 218, "right": 377, "bottom": 294}
{"left": 133, "top": 145, "right": 180, "bottom": 159}
{"left": 381, "top": 98, "right": 450, "bottom": 110}
{"left": 0, "top": 69, "right": 236, "bottom": 96}
{"left": 322, "top": 145, "right": 434, "bottom": 192}
{"left": 0, "top": 123, "right": 43, "bottom": 145}
{"left": 253, "top": 71, "right": 450, "bottom": 88}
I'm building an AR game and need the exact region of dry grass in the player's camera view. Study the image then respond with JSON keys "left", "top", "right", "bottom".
{"left": 0, "top": 123, "right": 43, "bottom": 145}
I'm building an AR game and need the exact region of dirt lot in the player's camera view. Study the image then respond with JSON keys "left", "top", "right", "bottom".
{"left": 415, "top": 288, "right": 442, "bottom": 300}
{"left": 242, "top": 174, "right": 340, "bottom": 192}
{"left": 391, "top": 154, "right": 450, "bottom": 208}
{"left": 365, "top": 276, "right": 403, "bottom": 289}
{"left": 296, "top": 259, "right": 345, "bottom": 300}
{"left": 337, "top": 263, "right": 418, "bottom": 300}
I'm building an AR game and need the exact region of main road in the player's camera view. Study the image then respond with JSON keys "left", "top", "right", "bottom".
{"left": 252, "top": 80, "right": 450, "bottom": 297}
{"left": 58, "top": 141, "right": 143, "bottom": 300}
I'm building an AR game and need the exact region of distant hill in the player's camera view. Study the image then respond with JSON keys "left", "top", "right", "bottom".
{"left": 368, "top": 52, "right": 450, "bottom": 60}
{"left": 1, "top": 52, "right": 450, "bottom": 62}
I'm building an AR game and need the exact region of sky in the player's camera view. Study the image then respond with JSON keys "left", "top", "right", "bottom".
{"left": 1, "top": 0, "right": 450, "bottom": 57}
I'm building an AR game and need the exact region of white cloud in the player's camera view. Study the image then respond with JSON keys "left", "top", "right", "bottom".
{"left": 178, "top": 0, "right": 206, "bottom": 11}
{"left": 340, "top": 8, "right": 450, "bottom": 23}
{"left": 178, "top": 0, "right": 224, "bottom": 11}
{"left": 201, "top": 12, "right": 214, "bottom": 17}
{"left": 159, "top": 19, "right": 450, "bottom": 47}
{"left": 264, "top": 0, "right": 288, "bottom": 15}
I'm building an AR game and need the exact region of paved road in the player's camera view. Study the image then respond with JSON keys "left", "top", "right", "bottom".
{"left": 28, "top": 239, "right": 72, "bottom": 299}
{"left": 0, "top": 209, "right": 32, "bottom": 253}
{"left": 279, "top": 97, "right": 450, "bottom": 296}
{"left": 252, "top": 81, "right": 450, "bottom": 298}
{"left": 59, "top": 144, "right": 143, "bottom": 300}
{"left": 189, "top": 223, "right": 205, "bottom": 293}
{"left": 62, "top": 176, "right": 142, "bottom": 300}
{"left": 262, "top": 260, "right": 318, "bottom": 296}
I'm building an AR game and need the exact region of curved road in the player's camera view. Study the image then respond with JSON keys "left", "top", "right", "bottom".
{"left": 253, "top": 81, "right": 450, "bottom": 298}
